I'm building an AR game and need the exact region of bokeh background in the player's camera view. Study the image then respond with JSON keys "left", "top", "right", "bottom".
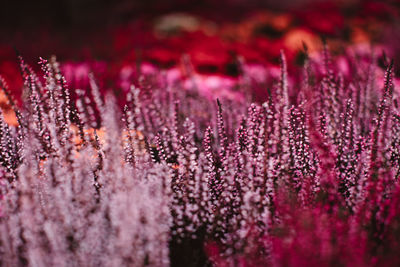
{"left": 0, "top": 0, "right": 399, "bottom": 100}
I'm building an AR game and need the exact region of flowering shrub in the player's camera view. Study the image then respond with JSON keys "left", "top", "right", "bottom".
{"left": 0, "top": 45, "right": 399, "bottom": 267}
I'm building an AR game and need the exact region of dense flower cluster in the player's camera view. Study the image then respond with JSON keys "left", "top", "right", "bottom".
{"left": 0, "top": 45, "right": 399, "bottom": 266}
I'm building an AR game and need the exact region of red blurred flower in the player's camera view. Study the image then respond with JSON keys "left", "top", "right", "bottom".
{"left": 297, "top": 3, "right": 344, "bottom": 35}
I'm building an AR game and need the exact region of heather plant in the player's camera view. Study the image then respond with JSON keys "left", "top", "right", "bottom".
{"left": 0, "top": 45, "right": 399, "bottom": 267}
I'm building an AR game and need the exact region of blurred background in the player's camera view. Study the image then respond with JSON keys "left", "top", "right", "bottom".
{"left": 0, "top": 0, "right": 399, "bottom": 100}
{"left": 1, "top": 0, "right": 397, "bottom": 29}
